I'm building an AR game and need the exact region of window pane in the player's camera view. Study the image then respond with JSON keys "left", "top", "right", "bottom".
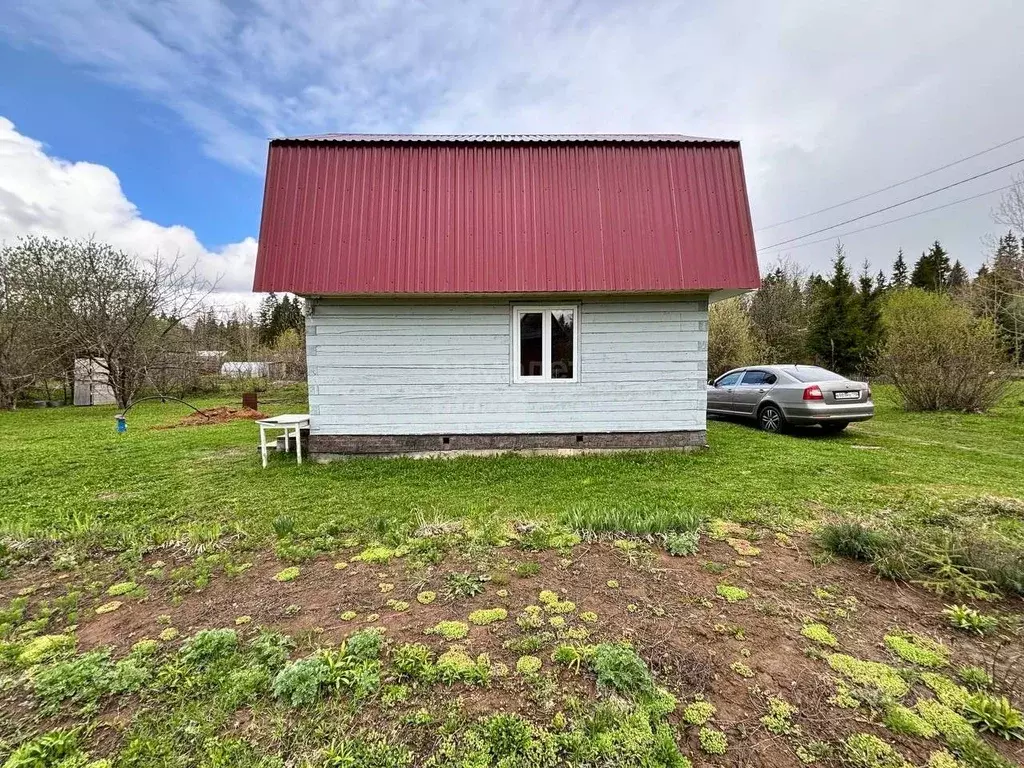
{"left": 717, "top": 372, "right": 741, "bottom": 386}
{"left": 550, "top": 310, "right": 574, "bottom": 379}
{"left": 519, "top": 312, "right": 543, "bottom": 377}
{"left": 741, "top": 371, "right": 766, "bottom": 385}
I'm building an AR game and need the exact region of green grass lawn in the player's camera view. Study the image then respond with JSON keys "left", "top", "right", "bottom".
{"left": 2, "top": 384, "right": 1023, "bottom": 545}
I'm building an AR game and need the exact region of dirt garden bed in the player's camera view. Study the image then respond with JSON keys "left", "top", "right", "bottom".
{"left": 1, "top": 524, "right": 1021, "bottom": 767}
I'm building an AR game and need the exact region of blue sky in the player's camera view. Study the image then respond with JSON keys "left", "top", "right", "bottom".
{"left": 2, "top": 1, "right": 1024, "bottom": 303}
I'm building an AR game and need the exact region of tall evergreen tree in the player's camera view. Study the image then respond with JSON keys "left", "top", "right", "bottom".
{"left": 891, "top": 249, "right": 908, "bottom": 288}
{"left": 257, "top": 293, "right": 280, "bottom": 345}
{"left": 910, "top": 241, "right": 951, "bottom": 291}
{"left": 948, "top": 260, "right": 969, "bottom": 291}
{"left": 857, "top": 265, "right": 884, "bottom": 370}
{"left": 971, "top": 231, "right": 1024, "bottom": 364}
{"left": 875, "top": 270, "right": 888, "bottom": 293}
{"left": 807, "top": 246, "right": 863, "bottom": 374}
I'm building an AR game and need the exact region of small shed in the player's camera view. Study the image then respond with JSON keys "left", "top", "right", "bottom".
{"left": 220, "top": 361, "right": 275, "bottom": 378}
{"left": 73, "top": 358, "right": 116, "bottom": 406}
{"left": 253, "top": 134, "right": 759, "bottom": 458}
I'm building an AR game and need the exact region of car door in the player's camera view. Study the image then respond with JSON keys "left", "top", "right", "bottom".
{"left": 732, "top": 370, "right": 778, "bottom": 416}
{"left": 707, "top": 371, "right": 743, "bottom": 414}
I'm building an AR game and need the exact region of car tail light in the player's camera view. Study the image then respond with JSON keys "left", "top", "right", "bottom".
{"left": 803, "top": 385, "right": 824, "bottom": 401}
{"left": 866, "top": 387, "right": 872, "bottom": 399}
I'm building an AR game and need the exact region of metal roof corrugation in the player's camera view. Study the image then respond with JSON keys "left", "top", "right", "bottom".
{"left": 253, "top": 140, "right": 759, "bottom": 295}
{"left": 274, "top": 133, "right": 735, "bottom": 145}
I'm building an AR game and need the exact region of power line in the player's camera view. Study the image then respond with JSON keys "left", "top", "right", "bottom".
{"left": 756, "top": 156, "right": 1024, "bottom": 252}
{"left": 757, "top": 183, "right": 1015, "bottom": 257}
{"left": 756, "top": 132, "right": 1024, "bottom": 232}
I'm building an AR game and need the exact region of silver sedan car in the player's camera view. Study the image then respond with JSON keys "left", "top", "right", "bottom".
{"left": 707, "top": 365, "right": 874, "bottom": 433}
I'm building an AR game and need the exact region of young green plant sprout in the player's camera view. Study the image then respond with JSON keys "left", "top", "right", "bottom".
{"left": 942, "top": 604, "right": 998, "bottom": 635}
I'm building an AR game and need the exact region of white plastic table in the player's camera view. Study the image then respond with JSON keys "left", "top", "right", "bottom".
{"left": 256, "top": 414, "right": 310, "bottom": 468}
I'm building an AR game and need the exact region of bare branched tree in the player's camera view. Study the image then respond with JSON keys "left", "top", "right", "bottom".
{"left": 2, "top": 236, "right": 213, "bottom": 409}
{"left": 994, "top": 172, "right": 1024, "bottom": 235}
{"left": 0, "top": 245, "right": 52, "bottom": 408}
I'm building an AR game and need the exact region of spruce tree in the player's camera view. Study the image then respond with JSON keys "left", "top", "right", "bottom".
{"left": 257, "top": 293, "right": 280, "bottom": 346}
{"left": 891, "top": 249, "right": 908, "bottom": 288}
{"left": 910, "top": 241, "right": 951, "bottom": 291}
{"left": 857, "top": 267, "right": 884, "bottom": 371}
{"left": 807, "top": 246, "right": 863, "bottom": 374}
{"left": 947, "top": 260, "right": 969, "bottom": 291}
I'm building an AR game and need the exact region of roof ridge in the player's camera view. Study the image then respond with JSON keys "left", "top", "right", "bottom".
{"left": 272, "top": 132, "right": 737, "bottom": 145}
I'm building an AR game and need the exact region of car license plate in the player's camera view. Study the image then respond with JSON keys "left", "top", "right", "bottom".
{"left": 834, "top": 391, "right": 860, "bottom": 400}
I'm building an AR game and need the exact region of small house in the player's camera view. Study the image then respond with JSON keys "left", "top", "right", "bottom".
{"left": 253, "top": 134, "right": 759, "bottom": 458}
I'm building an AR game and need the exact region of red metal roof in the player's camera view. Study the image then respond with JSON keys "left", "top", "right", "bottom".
{"left": 253, "top": 135, "right": 759, "bottom": 295}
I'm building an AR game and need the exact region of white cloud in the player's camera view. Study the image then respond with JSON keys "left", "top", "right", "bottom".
{"left": 0, "top": 116, "right": 257, "bottom": 296}
{"left": 4, "top": 0, "right": 1024, "bottom": 274}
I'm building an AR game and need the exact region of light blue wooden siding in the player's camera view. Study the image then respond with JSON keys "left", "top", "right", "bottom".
{"left": 306, "top": 298, "right": 709, "bottom": 434}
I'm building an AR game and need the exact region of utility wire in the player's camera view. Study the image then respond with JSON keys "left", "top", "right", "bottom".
{"left": 756, "top": 157, "right": 1024, "bottom": 252}
{"left": 758, "top": 183, "right": 1015, "bottom": 257}
{"left": 756, "top": 132, "right": 1024, "bottom": 231}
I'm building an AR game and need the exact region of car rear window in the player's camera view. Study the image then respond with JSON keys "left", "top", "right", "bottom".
{"left": 785, "top": 366, "right": 846, "bottom": 383}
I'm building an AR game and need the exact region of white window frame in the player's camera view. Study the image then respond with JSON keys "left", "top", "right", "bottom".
{"left": 511, "top": 305, "right": 580, "bottom": 383}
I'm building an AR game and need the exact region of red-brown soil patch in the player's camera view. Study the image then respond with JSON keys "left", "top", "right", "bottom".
{"left": 3, "top": 535, "right": 1023, "bottom": 767}
{"left": 152, "top": 406, "right": 267, "bottom": 429}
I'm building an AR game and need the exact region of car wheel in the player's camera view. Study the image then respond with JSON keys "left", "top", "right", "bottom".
{"left": 757, "top": 404, "right": 785, "bottom": 433}
{"left": 820, "top": 422, "right": 849, "bottom": 434}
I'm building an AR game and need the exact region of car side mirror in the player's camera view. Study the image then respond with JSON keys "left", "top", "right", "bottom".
{"left": 709, "top": 379, "right": 716, "bottom": 387}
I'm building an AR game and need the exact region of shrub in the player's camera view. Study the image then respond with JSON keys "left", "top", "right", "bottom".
{"left": 879, "top": 288, "right": 1009, "bottom": 412}
{"left": 962, "top": 693, "right": 1024, "bottom": 740}
{"left": 708, "top": 297, "right": 759, "bottom": 377}
{"left": 483, "top": 713, "right": 534, "bottom": 760}
{"left": 589, "top": 642, "right": 654, "bottom": 697}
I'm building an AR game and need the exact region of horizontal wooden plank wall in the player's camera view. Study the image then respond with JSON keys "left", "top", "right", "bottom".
{"left": 306, "top": 297, "right": 709, "bottom": 435}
